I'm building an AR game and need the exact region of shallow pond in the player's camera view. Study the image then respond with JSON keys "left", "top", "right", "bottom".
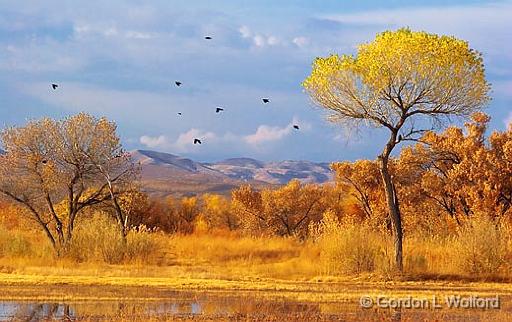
{"left": 1, "top": 294, "right": 511, "bottom": 321}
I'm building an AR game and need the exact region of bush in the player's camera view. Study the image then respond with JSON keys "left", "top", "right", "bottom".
{"left": 451, "top": 217, "right": 507, "bottom": 277}
{"left": 0, "top": 225, "right": 33, "bottom": 258}
{"left": 68, "top": 213, "right": 161, "bottom": 264}
{"left": 311, "top": 210, "right": 387, "bottom": 275}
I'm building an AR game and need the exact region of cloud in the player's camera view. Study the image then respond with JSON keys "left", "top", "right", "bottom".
{"left": 319, "top": 2, "right": 512, "bottom": 55}
{"left": 140, "top": 117, "right": 310, "bottom": 153}
{"left": 140, "top": 129, "right": 217, "bottom": 153}
{"left": 292, "top": 36, "right": 309, "bottom": 48}
{"left": 238, "top": 25, "right": 281, "bottom": 48}
{"left": 239, "top": 25, "right": 251, "bottom": 38}
{"left": 124, "top": 30, "right": 156, "bottom": 39}
{"left": 244, "top": 124, "right": 292, "bottom": 145}
{"left": 140, "top": 135, "right": 168, "bottom": 148}
{"left": 173, "top": 129, "right": 217, "bottom": 151}
{"left": 244, "top": 117, "right": 310, "bottom": 145}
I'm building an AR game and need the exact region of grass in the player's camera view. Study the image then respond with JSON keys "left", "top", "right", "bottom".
{"left": 2, "top": 213, "right": 512, "bottom": 320}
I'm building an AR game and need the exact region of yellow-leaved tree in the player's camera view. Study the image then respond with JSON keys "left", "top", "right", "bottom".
{"left": 303, "top": 28, "right": 490, "bottom": 271}
{"left": 0, "top": 113, "right": 139, "bottom": 255}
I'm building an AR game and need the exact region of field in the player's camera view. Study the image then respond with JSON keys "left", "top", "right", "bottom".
{"left": 1, "top": 226, "right": 512, "bottom": 320}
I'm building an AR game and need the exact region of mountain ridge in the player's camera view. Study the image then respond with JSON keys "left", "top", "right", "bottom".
{"left": 130, "top": 149, "right": 334, "bottom": 197}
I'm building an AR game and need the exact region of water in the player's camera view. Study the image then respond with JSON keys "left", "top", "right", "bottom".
{"left": 1, "top": 294, "right": 511, "bottom": 321}
{"left": 0, "top": 297, "right": 338, "bottom": 321}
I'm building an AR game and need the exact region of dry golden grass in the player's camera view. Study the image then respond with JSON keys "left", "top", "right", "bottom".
{"left": 1, "top": 213, "right": 512, "bottom": 283}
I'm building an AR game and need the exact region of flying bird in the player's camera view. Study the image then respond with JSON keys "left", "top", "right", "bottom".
{"left": 41, "top": 160, "right": 48, "bottom": 164}
{"left": 193, "top": 139, "right": 202, "bottom": 145}
{"left": 51, "top": 84, "right": 58, "bottom": 90}
{"left": 293, "top": 125, "right": 299, "bottom": 130}
{"left": 216, "top": 107, "right": 224, "bottom": 113}
{"left": 262, "top": 98, "right": 270, "bottom": 104}
{"left": 175, "top": 81, "right": 182, "bottom": 87}
{"left": 204, "top": 36, "right": 212, "bottom": 40}
{"left": 177, "top": 112, "right": 182, "bottom": 116}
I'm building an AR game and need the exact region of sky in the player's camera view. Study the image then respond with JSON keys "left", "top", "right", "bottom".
{"left": 0, "top": 1, "right": 511, "bottom": 162}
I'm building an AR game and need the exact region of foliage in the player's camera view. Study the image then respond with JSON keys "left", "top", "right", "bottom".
{"left": 232, "top": 180, "right": 338, "bottom": 238}
{"left": 0, "top": 113, "right": 138, "bottom": 254}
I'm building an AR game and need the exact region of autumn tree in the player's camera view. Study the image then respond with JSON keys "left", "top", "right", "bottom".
{"left": 0, "top": 113, "right": 138, "bottom": 254}
{"left": 303, "top": 28, "right": 490, "bottom": 271}
{"left": 202, "top": 194, "right": 238, "bottom": 231}
{"left": 231, "top": 185, "right": 266, "bottom": 235}
{"left": 399, "top": 113, "right": 512, "bottom": 226}
{"left": 331, "top": 161, "right": 384, "bottom": 222}
{"left": 232, "top": 181, "right": 330, "bottom": 238}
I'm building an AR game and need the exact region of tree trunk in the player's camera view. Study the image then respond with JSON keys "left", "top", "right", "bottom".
{"left": 379, "top": 155, "right": 404, "bottom": 272}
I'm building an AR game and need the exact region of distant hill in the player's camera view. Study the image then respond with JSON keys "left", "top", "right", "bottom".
{"left": 131, "top": 150, "right": 334, "bottom": 197}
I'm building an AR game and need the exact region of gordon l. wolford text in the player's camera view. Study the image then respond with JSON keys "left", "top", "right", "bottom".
{"left": 359, "top": 295, "right": 500, "bottom": 309}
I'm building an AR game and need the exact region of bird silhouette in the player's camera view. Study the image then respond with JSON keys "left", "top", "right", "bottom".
{"left": 216, "top": 107, "right": 224, "bottom": 113}
{"left": 262, "top": 98, "right": 270, "bottom": 104}
{"left": 293, "top": 125, "right": 299, "bottom": 130}
{"left": 41, "top": 160, "right": 48, "bottom": 164}
{"left": 204, "top": 36, "right": 212, "bottom": 40}
{"left": 51, "top": 84, "right": 58, "bottom": 90}
{"left": 194, "top": 138, "right": 202, "bottom": 145}
{"left": 177, "top": 112, "right": 182, "bottom": 116}
{"left": 175, "top": 81, "right": 182, "bottom": 87}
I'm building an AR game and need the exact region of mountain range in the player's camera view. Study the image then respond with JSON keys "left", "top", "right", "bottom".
{"left": 0, "top": 148, "right": 334, "bottom": 197}
{"left": 131, "top": 150, "right": 334, "bottom": 197}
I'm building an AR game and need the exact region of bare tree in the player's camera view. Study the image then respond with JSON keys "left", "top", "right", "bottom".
{"left": 0, "top": 113, "right": 138, "bottom": 254}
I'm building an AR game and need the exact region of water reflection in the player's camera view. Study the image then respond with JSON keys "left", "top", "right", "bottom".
{"left": 1, "top": 295, "right": 511, "bottom": 321}
{"left": 0, "top": 298, "right": 323, "bottom": 321}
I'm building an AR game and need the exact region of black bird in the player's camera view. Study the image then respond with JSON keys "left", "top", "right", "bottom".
{"left": 193, "top": 138, "right": 202, "bottom": 145}
{"left": 262, "top": 98, "right": 270, "bottom": 104}
{"left": 204, "top": 36, "right": 212, "bottom": 40}
{"left": 293, "top": 125, "right": 299, "bottom": 130}
{"left": 41, "top": 160, "right": 48, "bottom": 164}
{"left": 175, "top": 81, "right": 182, "bottom": 87}
{"left": 51, "top": 84, "right": 58, "bottom": 90}
{"left": 216, "top": 107, "right": 224, "bottom": 113}
{"left": 177, "top": 112, "right": 182, "bottom": 116}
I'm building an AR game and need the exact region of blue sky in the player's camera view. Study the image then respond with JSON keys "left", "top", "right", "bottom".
{"left": 0, "top": 1, "right": 511, "bottom": 162}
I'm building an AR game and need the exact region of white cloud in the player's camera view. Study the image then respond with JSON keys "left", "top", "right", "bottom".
{"left": 253, "top": 34, "right": 266, "bottom": 47}
{"left": 239, "top": 25, "right": 281, "bottom": 48}
{"left": 244, "top": 117, "right": 309, "bottom": 145}
{"left": 267, "top": 36, "right": 279, "bottom": 46}
{"left": 140, "top": 135, "right": 168, "bottom": 148}
{"left": 292, "top": 36, "right": 309, "bottom": 48}
{"left": 174, "top": 129, "right": 217, "bottom": 151}
{"left": 140, "top": 117, "right": 310, "bottom": 153}
{"left": 125, "top": 30, "right": 156, "bottom": 39}
{"left": 239, "top": 25, "right": 252, "bottom": 38}
{"left": 244, "top": 124, "right": 292, "bottom": 144}
{"left": 140, "top": 129, "right": 217, "bottom": 152}
{"left": 320, "top": 2, "right": 512, "bottom": 55}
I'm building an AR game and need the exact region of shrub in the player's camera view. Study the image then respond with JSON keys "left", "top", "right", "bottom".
{"left": 68, "top": 213, "right": 160, "bottom": 264}
{"left": 0, "top": 225, "right": 33, "bottom": 258}
{"left": 311, "top": 210, "right": 386, "bottom": 275}
{"left": 451, "top": 217, "right": 507, "bottom": 277}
